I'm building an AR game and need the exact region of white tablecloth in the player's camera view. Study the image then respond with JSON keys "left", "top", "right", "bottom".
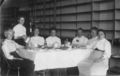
{"left": 34, "top": 48, "right": 92, "bottom": 71}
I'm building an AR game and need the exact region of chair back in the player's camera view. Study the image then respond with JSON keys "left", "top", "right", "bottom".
{"left": 0, "top": 47, "right": 11, "bottom": 68}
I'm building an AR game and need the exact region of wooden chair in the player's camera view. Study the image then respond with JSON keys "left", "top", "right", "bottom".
{"left": 0, "top": 49, "right": 20, "bottom": 76}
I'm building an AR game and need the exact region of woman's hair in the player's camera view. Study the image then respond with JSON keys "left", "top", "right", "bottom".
{"left": 31, "top": 27, "right": 40, "bottom": 36}
{"left": 17, "top": 16, "right": 25, "bottom": 22}
{"left": 77, "top": 28, "right": 84, "bottom": 31}
{"left": 18, "top": 16, "right": 24, "bottom": 20}
{"left": 50, "top": 27, "right": 56, "bottom": 32}
{"left": 4, "top": 28, "right": 13, "bottom": 38}
{"left": 98, "top": 29, "right": 106, "bottom": 38}
{"left": 91, "top": 27, "right": 98, "bottom": 34}
{"left": 34, "top": 27, "right": 39, "bottom": 32}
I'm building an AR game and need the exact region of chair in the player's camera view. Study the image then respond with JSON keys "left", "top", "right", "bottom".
{"left": 0, "top": 49, "right": 20, "bottom": 76}
{"left": 107, "top": 56, "right": 120, "bottom": 75}
{"left": 35, "top": 70, "right": 47, "bottom": 76}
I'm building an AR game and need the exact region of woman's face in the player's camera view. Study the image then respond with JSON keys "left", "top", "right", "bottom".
{"left": 98, "top": 31, "right": 105, "bottom": 39}
{"left": 34, "top": 29, "right": 39, "bottom": 36}
{"left": 19, "top": 17, "right": 25, "bottom": 25}
{"left": 51, "top": 30, "right": 56, "bottom": 36}
{"left": 77, "top": 30, "right": 82, "bottom": 37}
{"left": 6, "top": 30, "right": 14, "bottom": 39}
{"left": 91, "top": 30, "right": 97, "bottom": 38}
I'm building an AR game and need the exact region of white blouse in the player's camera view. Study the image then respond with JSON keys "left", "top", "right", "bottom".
{"left": 29, "top": 36, "right": 45, "bottom": 47}
{"left": 86, "top": 36, "right": 98, "bottom": 49}
{"left": 2, "top": 39, "right": 22, "bottom": 59}
{"left": 93, "top": 38, "right": 111, "bottom": 59}
{"left": 46, "top": 36, "right": 61, "bottom": 47}
{"left": 78, "top": 38, "right": 111, "bottom": 76}
{"left": 72, "top": 36, "right": 88, "bottom": 46}
{"left": 13, "top": 24, "right": 26, "bottom": 39}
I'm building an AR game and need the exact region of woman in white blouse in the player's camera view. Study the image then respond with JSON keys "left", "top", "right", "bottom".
{"left": 90, "top": 29, "right": 111, "bottom": 76}
{"left": 78, "top": 29, "right": 111, "bottom": 76}
{"left": 46, "top": 28, "right": 61, "bottom": 48}
{"left": 87, "top": 27, "right": 98, "bottom": 49}
{"left": 2, "top": 29, "right": 34, "bottom": 76}
{"left": 72, "top": 28, "right": 88, "bottom": 48}
{"left": 13, "top": 17, "right": 26, "bottom": 46}
{"left": 28, "top": 28, "right": 45, "bottom": 48}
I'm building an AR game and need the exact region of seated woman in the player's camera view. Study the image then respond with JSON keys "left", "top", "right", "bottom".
{"left": 28, "top": 28, "right": 45, "bottom": 48}
{"left": 86, "top": 27, "right": 98, "bottom": 49}
{"left": 72, "top": 28, "right": 88, "bottom": 48}
{"left": 46, "top": 28, "right": 61, "bottom": 48}
{"left": 2, "top": 29, "right": 35, "bottom": 76}
{"left": 78, "top": 29, "right": 111, "bottom": 76}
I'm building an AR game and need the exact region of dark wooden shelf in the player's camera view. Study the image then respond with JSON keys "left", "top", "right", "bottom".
{"left": 60, "top": 29, "right": 90, "bottom": 31}
{"left": 93, "top": 9, "right": 114, "bottom": 13}
{"left": 93, "top": 0, "right": 114, "bottom": 3}
{"left": 34, "top": 1, "right": 91, "bottom": 8}
{"left": 29, "top": 9, "right": 114, "bottom": 16}
{"left": 115, "top": 19, "right": 120, "bottom": 21}
{"left": 41, "top": 28, "right": 76, "bottom": 31}
{"left": 115, "top": 8, "right": 120, "bottom": 11}
{"left": 56, "top": 2, "right": 91, "bottom": 9}
{"left": 35, "top": 21, "right": 91, "bottom": 24}
{"left": 115, "top": 30, "right": 120, "bottom": 32}
{"left": 30, "top": 0, "right": 66, "bottom": 6}
{"left": 56, "top": 12, "right": 92, "bottom": 16}
{"left": 37, "top": 27, "right": 115, "bottom": 34}
{"left": 32, "top": 2, "right": 91, "bottom": 12}
{"left": 35, "top": 11, "right": 92, "bottom": 18}
{"left": 93, "top": 20, "right": 114, "bottom": 22}
{"left": 104, "top": 30, "right": 115, "bottom": 32}
{"left": 39, "top": 28, "right": 91, "bottom": 32}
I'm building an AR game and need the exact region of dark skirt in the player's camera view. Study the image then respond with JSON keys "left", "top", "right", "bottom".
{"left": 14, "top": 38, "right": 26, "bottom": 46}
{"left": 1, "top": 58, "right": 34, "bottom": 76}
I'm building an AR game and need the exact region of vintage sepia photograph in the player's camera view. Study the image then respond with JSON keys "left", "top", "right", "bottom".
{"left": 0, "top": 0, "right": 120, "bottom": 76}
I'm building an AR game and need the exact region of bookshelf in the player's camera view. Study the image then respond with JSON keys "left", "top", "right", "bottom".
{"left": 0, "top": 7, "right": 2, "bottom": 37}
{"left": 115, "top": 0, "right": 120, "bottom": 39}
{"left": 22, "top": 0, "right": 119, "bottom": 41}
{"left": 1, "top": 7, "right": 19, "bottom": 30}
{"left": 1, "top": 0, "right": 120, "bottom": 44}
{"left": 92, "top": 0, "right": 115, "bottom": 41}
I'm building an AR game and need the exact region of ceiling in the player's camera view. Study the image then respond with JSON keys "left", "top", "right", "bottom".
{"left": 1, "top": 0, "right": 30, "bottom": 8}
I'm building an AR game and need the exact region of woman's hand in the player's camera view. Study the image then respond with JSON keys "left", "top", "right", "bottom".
{"left": 13, "top": 57, "right": 23, "bottom": 60}
{"left": 95, "top": 57, "right": 104, "bottom": 63}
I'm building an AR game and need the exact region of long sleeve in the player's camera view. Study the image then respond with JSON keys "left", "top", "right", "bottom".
{"left": 13, "top": 24, "right": 26, "bottom": 39}
{"left": 2, "top": 44, "right": 14, "bottom": 59}
{"left": 38, "top": 37, "right": 45, "bottom": 46}
{"left": 104, "top": 41, "right": 111, "bottom": 59}
{"left": 72, "top": 38, "right": 77, "bottom": 45}
{"left": 46, "top": 37, "right": 51, "bottom": 47}
{"left": 72, "top": 36, "right": 88, "bottom": 47}
{"left": 57, "top": 38, "right": 61, "bottom": 46}
{"left": 84, "top": 38, "right": 88, "bottom": 46}
{"left": 46, "top": 36, "right": 61, "bottom": 47}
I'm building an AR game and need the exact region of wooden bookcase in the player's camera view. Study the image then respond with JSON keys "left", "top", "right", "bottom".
{"left": 1, "top": 0, "right": 120, "bottom": 43}
{"left": 1, "top": 7, "right": 18, "bottom": 29}
{"left": 115, "top": 0, "right": 120, "bottom": 39}
{"left": 26, "top": 0, "right": 120, "bottom": 42}
{"left": 92, "top": 0, "right": 115, "bottom": 41}
{"left": 28, "top": 0, "right": 93, "bottom": 38}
